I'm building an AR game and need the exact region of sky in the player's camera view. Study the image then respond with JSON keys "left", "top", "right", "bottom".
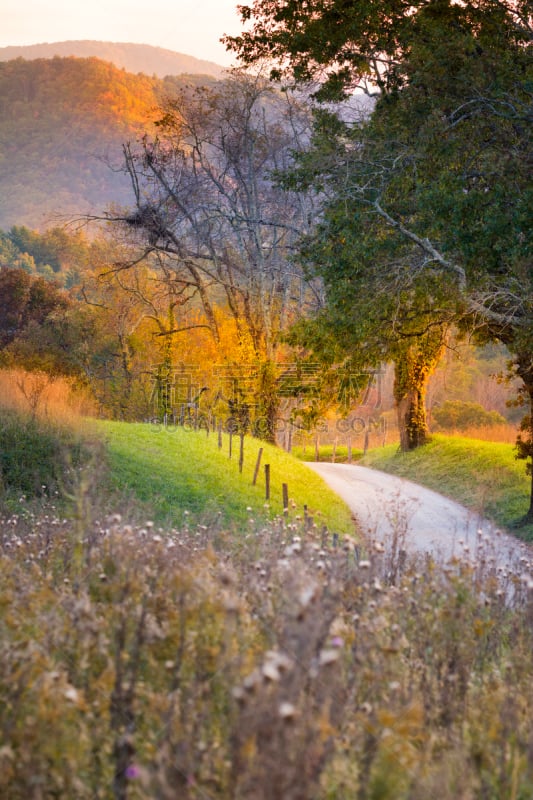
{"left": 0, "top": 0, "right": 246, "bottom": 66}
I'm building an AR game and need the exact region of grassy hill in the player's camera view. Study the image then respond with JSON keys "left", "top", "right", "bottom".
{"left": 0, "top": 390, "right": 355, "bottom": 535}
{"left": 98, "top": 420, "right": 355, "bottom": 534}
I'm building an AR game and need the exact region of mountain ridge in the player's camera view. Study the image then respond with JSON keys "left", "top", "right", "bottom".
{"left": 0, "top": 55, "right": 219, "bottom": 229}
{"left": 0, "top": 40, "right": 226, "bottom": 80}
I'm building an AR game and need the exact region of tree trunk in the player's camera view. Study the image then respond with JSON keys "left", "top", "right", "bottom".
{"left": 393, "top": 333, "right": 446, "bottom": 452}
{"left": 395, "top": 382, "right": 430, "bottom": 451}
{"left": 256, "top": 359, "right": 279, "bottom": 444}
{"left": 514, "top": 352, "right": 533, "bottom": 524}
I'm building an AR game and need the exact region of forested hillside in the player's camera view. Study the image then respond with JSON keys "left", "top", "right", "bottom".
{"left": 0, "top": 56, "right": 215, "bottom": 229}
{"left": 0, "top": 40, "right": 225, "bottom": 80}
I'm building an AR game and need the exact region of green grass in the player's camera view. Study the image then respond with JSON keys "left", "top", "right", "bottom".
{"left": 0, "top": 407, "right": 90, "bottom": 501}
{"left": 97, "top": 420, "right": 355, "bottom": 534}
{"left": 291, "top": 443, "right": 364, "bottom": 463}
{"left": 361, "top": 434, "right": 533, "bottom": 539}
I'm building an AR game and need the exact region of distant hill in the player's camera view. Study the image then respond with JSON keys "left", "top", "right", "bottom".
{"left": 0, "top": 41, "right": 226, "bottom": 80}
{"left": 0, "top": 56, "right": 217, "bottom": 230}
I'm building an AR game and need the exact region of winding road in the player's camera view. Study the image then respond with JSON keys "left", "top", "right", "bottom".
{"left": 309, "top": 462, "right": 530, "bottom": 571}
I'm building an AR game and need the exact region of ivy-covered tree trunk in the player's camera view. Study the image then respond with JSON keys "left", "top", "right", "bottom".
{"left": 256, "top": 359, "right": 279, "bottom": 444}
{"left": 393, "top": 333, "right": 445, "bottom": 452}
{"left": 514, "top": 352, "right": 533, "bottom": 524}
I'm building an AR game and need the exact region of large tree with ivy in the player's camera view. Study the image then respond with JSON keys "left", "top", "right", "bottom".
{"left": 228, "top": 0, "right": 533, "bottom": 519}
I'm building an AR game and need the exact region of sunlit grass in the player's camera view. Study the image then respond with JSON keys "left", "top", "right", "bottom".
{"left": 0, "top": 367, "right": 94, "bottom": 426}
{"left": 433, "top": 422, "right": 519, "bottom": 443}
{"left": 97, "top": 420, "right": 356, "bottom": 534}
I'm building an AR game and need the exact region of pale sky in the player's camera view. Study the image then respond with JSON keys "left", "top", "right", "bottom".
{"left": 0, "top": 0, "right": 246, "bottom": 65}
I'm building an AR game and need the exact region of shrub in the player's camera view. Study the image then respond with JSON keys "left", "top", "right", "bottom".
{"left": 432, "top": 400, "right": 506, "bottom": 431}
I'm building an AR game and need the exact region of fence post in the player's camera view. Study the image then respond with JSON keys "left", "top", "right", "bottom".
{"left": 282, "top": 483, "right": 289, "bottom": 517}
{"left": 239, "top": 433, "right": 244, "bottom": 473}
{"left": 252, "top": 447, "right": 263, "bottom": 486}
{"left": 265, "top": 464, "right": 270, "bottom": 501}
{"left": 218, "top": 421, "right": 223, "bottom": 449}
{"left": 286, "top": 425, "right": 292, "bottom": 453}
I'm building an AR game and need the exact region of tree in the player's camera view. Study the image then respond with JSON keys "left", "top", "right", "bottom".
{"left": 0, "top": 267, "right": 95, "bottom": 377}
{"left": 228, "top": 0, "right": 533, "bottom": 518}
{"left": 107, "top": 70, "right": 317, "bottom": 440}
{"left": 227, "top": 0, "right": 532, "bottom": 100}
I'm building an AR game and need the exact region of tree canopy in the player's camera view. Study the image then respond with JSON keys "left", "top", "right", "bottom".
{"left": 228, "top": 0, "right": 533, "bottom": 514}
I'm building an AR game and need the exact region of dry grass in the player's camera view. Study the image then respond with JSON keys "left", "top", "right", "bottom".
{"left": 1, "top": 491, "right": 533, "bottom": 799}
{"left": 0, "top": 368, "right": 95, "bottom": 426}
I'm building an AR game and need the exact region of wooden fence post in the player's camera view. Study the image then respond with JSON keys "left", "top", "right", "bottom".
{"left": 282, "top": 483, "right": 289, "bottom": 516}
{"left": 252, "top": 448, "right": 263, "bottom": 486}
{"left": 239, "top": 433, "right": 244, "bottom": 473}
{"left": 264, "top": 464, "right": 270, "bottom": 501}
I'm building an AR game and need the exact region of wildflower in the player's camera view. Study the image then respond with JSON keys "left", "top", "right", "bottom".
{"left": 232, "top": 686, "right": 246, "bottom": 703}
{"left": 64, "top": 686, "right": 79, "bottom": 703}
{"left": 262, "top": 662, "right": 281, "bottom": 682}
{"left": 125, "top": 764, "right": 140, "bottom": 780}
{"left": 243, "top": 670, "right": 262, "bottom": 691}
{"left": 319, "top": 648, "right": 341, "bottom": 666}
{"left": 279, "top": 702, "right": 297, "bottom": 719}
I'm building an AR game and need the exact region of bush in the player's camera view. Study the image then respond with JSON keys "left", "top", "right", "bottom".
{"left": 432, "top": 400, "right": 506, "bottom": 431}
{"left": 0, "top": 407, "right": 89, "bottom": 498}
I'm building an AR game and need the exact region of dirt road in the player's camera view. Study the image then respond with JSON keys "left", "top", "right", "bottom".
{"left": 308, "top": 462, "right": 529, "bottom": 570}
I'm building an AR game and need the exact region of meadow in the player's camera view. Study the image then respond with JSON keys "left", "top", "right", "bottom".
{"left": 2, "top": 371, "right": 533, "bottom": 798}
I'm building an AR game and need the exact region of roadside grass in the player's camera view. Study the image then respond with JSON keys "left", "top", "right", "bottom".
{"left": 97, "top": 420, "right": 355, "bottom": 534}
{"left": 291, "top": 443, "right": 364, "bottom": 463}
{"left": 361, "top": 434, "right": 533, "bottom": 539}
